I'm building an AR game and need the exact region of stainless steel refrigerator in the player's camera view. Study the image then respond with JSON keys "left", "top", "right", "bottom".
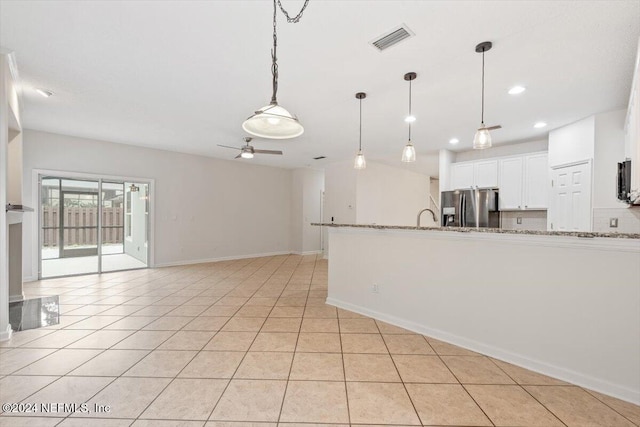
{"left": 441, "top": 188, "right": 499, "bottom": 228}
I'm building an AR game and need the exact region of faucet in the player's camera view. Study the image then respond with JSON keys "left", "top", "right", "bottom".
{"left": 417, "top": 208, "right": 438, "bottom": 227}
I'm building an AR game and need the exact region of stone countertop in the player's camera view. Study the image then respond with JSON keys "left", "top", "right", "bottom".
{"left": 311, "top": 223, "right": 640, "bottom": 239}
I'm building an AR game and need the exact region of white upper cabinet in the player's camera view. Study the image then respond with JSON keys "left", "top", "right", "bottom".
{"left": 498, "top": 157, "right": 524, "bottom": 210}
{"left": 474, "top": 160, "right": 499, "bottom": 188}
{"left": 450, "top": 160, "right": 498, "bottom": 189}
{"left": 451, "top": 163, "right": 475, "bottom": 189}
{"left": 524, "top": 153, "right": 548, "bottom": 209}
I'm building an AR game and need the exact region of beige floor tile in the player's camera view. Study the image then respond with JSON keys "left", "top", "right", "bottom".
{"left": 235, "top": 306, "right": 273, "bottom": 317}
{"left": 134, "top": 421, "right": 204, "bottom": 427}
{"left": 289, "top": 352, "right": 344, "bottom": 381}
{"left": 525, "top": 386, "right": 636, "bottom": 427}
{"left": 303, "top": 306, "right": 337, "bottom": 318}
{"left": 202, "top": 306, "right": 240, "bottom": 317}
{"left": 98, "top": 305, "right": 145, "bottom": 316}
{"left": 491, "top": 359, "right": 569, "bottom": 385}
{"left": 269, "top": 307, "right": 304, "bottom": 318}
{"left": 261, "top": 317, "right": 302, "bottom": 332}
{"left": 15, "top": 349, "right": 102, "bottom": 375}
{"left": 245, "top": 297, "right": 278, "bottom": 307}
{"left": 141, "top": 378, "right": 228, "bottom": 420}
{"left": 206, "top": 423, "right": 276, "bottom": 427}
{"left": 392, "top": 355, "right": 458, "bottom": 383}
{"left": 375, "top": 321, "right": 415, "bottom": 334}
{"left": 112, "top": 330, "right": 175, "bottom": 350}
{"left": 295, "top": 333, "right": 341, "bottom": 353}
{"left": 586, "top": 389, "right": 640, "bottom": 425}
{"left": 58, "top": 418, "right": 133, "bottom": 426}
{"left": 466, "top": 384, "right": 564, "bottom": 426}
{"left": 26, "top": 376, "right": 114, "bottom": 417}
{"left": 158, "top": 331, "right": 216, "bottom": 350}
{"left": 406, "top": 383, "right": 492, "bottom": 426}
{"left": 0, "top": 416, "right": 62, "bottom": 426}
{"left": 132, "top": 306, "right": 175, "bottom": 316}
{"left": 442, "top": 356, "right": 515, "bottom": 384}
{"left": 103, "top": 316, "right": 158, "bottom": 330}
{"left": 180, "top": 351, "right": 245, "bottom": 378}
{"left": 20, "top": 329, "right": 94, "bottom": 348}
{"left": 300, "top": 318, "right": 338, "bottom": 333}
{"left": 205, "top": 332, "right": 257, "bottom": 351}
{"left": 210, "top": 379, "right": 287, "bottom": 422}
{"left": 183, "top": 316, "right": 230, "bottom": 331}
{"left": 337, "top": 308, "right": 366, "bottom": 319}
{"left": 276, "top": 297, "right": 307, "bottom": 307}
{"left": 221, "top": 317, "right": 266, "bottom": 332}
{"left": 123, "top": 350, "right": 196, "bottom": 377}
{"left": 0, "top": 375, "right": 58, "bottom": 403}
{"left": 383, "top": 334, "right": 433, "bottom": 355}
{"left": 280, "top": 381, "right": 349, "bottom": 423}
{"left": 426, "top": 337, "right": 480, "bottom": 356}
{"left": 63, "top": 315, "right": 123, "bottom": 330}
{"left": 79, "top": 377, "right": 171, "bottom": 419}
{"left": 216, "top": 296, "right": 249, "bottom": 306}
{"left": 250, "top": 332, "right": 298, "bottom": 352}
{"left": 235, "top": 352, "right": 293, "bottom": 379}
{"left": 142, "top": 316, "right": 194, "bottom": 330}
{"left": 69, "top": 349, "right": 149, "bottom": 376}
{"left": 346, "top": 382, "right": 420, "bottom": 425}
{"left": 66, "top": 330, "right": 134, "bottom": 349}
{"left": 341, "top": 333, "right": 387, "bottom": 354}
{"left": 344, "top": 353, "right": 401, "bottom": 382}
{"left": 0, "top": 348, "right": 56, "bottom": 374}
{"left": 0, "top": 329, "right": 55, "bottom": 348}
{"left": 339, "top": 318, "right": 379, "bottom": 333}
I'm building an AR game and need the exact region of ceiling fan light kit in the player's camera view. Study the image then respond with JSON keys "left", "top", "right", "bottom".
{"left": 242, "top": 0, "right": 309, "bottom": 140}
{"left": 217, "top": 137, "right": 283, "bottom": 159}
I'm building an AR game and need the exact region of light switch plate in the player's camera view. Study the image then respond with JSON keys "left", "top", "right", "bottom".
{"left": 517, "top": 217, "right": 522, "bottom": 225}
{"left": 610, "top": 218, "right": 618, "bottom": 228}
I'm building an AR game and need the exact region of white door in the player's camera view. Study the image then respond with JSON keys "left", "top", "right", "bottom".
{"left": 549, "top": 162, "right": 592, "bottom": 231}
{"left": 474, "top": 160, "right": 499, "bottom": 188}
{"left": 524, "top": 153, "right": 548, "bottom": 209}
{"left": 451, "top": 163, "right": 474, "bottom": 190}
{"left": 498, "top": 157, "right": 523, "bottom": 210}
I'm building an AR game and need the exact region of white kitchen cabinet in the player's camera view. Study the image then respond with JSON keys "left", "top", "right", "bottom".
{"left": 451, "top": 163, "right": 474, "bottom": 189}
{"left": 474, "top": 160, "right": 499, "bottom": 188}
{"left": 524, "top": 153, "right": 548, "bottom": 209}
{"left": 498, "top": 157, "right": 524, "bottom": 210}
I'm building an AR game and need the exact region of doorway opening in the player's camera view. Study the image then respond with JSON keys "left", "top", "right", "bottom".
{"left": 39, "top": 176, "right": 150, "bottom": 278}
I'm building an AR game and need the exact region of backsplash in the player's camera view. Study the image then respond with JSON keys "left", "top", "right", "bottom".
{"left": 501, "top": 211, "right": 547, "bottom": 231}
{"left": 593, "top": 207, "right": 640, "bottom": 234}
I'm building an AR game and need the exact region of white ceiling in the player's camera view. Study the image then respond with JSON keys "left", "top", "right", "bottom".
{"left": 1, "top": 0, "right": 639, "bottom": 176}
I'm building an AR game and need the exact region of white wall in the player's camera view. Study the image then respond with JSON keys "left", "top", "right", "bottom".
{"left": 323, "top": 161, "right": 358, "bottom": 225}
{"left": 290, "top": 168, "right": 324, "bottom": 254}
{"left": 548, "top": 116, "right": 595, "bottom": 167}
{"left": 327, "top": 227, "right": 640, "bottom": 404}
{"left": 455, "top": 139, "right": 548, "bottom": 163}
{"left": 356, "top": 162, "right": 432, "bottom": 226}
{"left": 438, "top": 149, "right": 454, "bottom": 196}
{"left": 22, "top": 130, "right": 293, "bottom": 279}
{"left": 594, "top": 109, "right": 626, "bottom": 208}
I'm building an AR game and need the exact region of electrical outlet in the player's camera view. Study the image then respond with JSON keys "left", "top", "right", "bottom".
{"left": 371, "top": 284, "right": 380, "bottom": 294}
{"left": 610, "top": 218, "right": 618, "bottom": 228}
{"left": 516, "top": 217, "right": 522, "bottom": 225}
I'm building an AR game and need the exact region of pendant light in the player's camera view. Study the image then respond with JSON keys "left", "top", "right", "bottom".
{"left": 401, "top": 72, "right": 417, "bottom": 162}
{"left": 354, "top": 92, "right": 367, "bottom": 170}
{"left": 242, "top": 0, "right": 309, "bottom": 139}
{"left": 473, "top": 41, "right": 502, "bottom": 149}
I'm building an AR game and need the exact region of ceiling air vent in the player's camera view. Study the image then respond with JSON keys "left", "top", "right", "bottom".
{"left": 370, "top": 24, "right": 414, "bottom": 51}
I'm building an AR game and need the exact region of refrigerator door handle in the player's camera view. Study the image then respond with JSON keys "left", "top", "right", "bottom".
{"left": 460, "top": 193, "right": 465, "bottom": 227}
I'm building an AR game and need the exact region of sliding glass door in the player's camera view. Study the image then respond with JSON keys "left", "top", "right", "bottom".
{"left": 40, "top": 175, "right": 150, "bottom": 278}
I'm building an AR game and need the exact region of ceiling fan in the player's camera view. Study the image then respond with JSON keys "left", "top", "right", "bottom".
{"left": 217, "top": 137, "right": 283, "bottom": 159}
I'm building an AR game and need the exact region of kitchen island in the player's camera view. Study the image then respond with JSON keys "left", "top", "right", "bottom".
{"left": 313, "top": 223, "right": 640, "bottom": 404}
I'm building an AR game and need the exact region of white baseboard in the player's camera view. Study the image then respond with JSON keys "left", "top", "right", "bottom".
{"left": 290, "top": 250, "right": 323, "bottom": 256}
{"left": 326, "top": 297, "right": 640, "bottom": 405}
{"left": 0, "top": 324, "right": 13, "bottom": 342}
{"left": 153, "top": 251, "right": 293, "bottom": 268}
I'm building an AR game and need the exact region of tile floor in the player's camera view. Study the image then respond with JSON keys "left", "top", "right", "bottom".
{"left": 0, "top": 254, "right": 639, "bottom": 426}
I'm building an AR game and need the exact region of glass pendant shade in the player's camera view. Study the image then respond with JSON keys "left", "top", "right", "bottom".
{"left": 401, "top": 141, "right": 416, "bottom": 162}
{"left": 242, "top": 104, "right": 304, "bottom": 139}
{"left": 473, "top": 125, "right": 492, "bottom": 149}
{"left": 354, "top": 150, "right": 366, "bottom": 170}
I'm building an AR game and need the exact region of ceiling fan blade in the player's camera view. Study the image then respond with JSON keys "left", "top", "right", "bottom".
{"left": 254, "top": 149, "right": 283, "bottom": 155}
{"left": 485, "top": 125, "right": 502, "bottom": 131}
{"left": 217, "top": 144, "right": 241, "bottom": 150}
{"left": 235, "top": 154, "right": 242, "bottom": 159}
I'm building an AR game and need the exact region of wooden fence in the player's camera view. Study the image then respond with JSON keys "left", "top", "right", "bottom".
{"left": 42, "top": 207, "right": 123, "bottom": 247}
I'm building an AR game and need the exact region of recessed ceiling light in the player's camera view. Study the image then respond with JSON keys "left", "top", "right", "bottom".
{"left": 35, "top": 88, "right": 54, "bottom": 98}
{"left": 534, "top": 121, "right": 547, "bottom": 128}
{"left": 508, "top": 85, "right": 526, "bottom": 95}
{"left": 449, "top": 138, "right": 459, "bottom": 145}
